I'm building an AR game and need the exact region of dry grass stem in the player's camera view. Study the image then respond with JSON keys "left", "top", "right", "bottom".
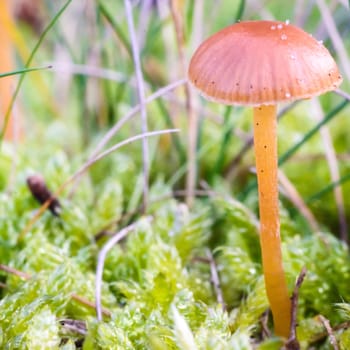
{"left": 51, "top": 62, "right": 127, "bottom": 83}
{"left": 90, "top": 79, "right": 186, "bottom": 159}
{"left": 316, "top": 0, "right": 350, "bottom": 80}
{"left": 294, "top": 0, "right": 311, "bottom": 27}
{"left": 0, "top": 264, "right": 31, "bottom": 279}
{"left": 317, "top": 315, "right": 340, "bottom": 350}
{"left": 278, "top": 170, "right": 319, "bottom": 232}
{"left": 71, "top": 293, "right": 111, "bottom": 318}
{"left": 124, "top": 0, "right": 150, "bottom": 211}
{"left": 334, "top": 89, "right": 350, "bottom": 101}
{"left": 206, "top": 249, "right": 226, "bottom": 311}
{"left": 190, "top": 0, "right": 204, "bottom": 49}
{"left": 95, "top": 219, "right": 151, "bottom": 321}
{"left": 285, "top": 267, "right": 307, "bottom": 350}
{"left": 170, "top": 0, "right": 198, "bottom": 208}
{"left": 68, "top": 79, "right": 186, "bottom": 197}
{"left": 137, "top": 0, "right": 153, "bottom": 50}
{"left": 311, "top": 99, "right": 348, "bottom": 242}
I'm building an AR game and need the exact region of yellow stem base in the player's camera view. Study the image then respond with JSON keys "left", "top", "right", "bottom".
{"left": 253, "top": 105, "right": 291, "bottom": 338}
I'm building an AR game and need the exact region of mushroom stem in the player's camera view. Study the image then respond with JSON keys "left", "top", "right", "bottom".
{"left": 253, "top": 104, "right": 291, "bottom": 338}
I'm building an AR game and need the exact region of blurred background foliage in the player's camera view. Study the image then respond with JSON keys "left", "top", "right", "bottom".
{"left": 0, "top": 0, "right": 350, "bottom": 349}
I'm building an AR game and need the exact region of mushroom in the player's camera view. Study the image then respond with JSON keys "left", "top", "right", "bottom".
{"left": 188, "top": 20, "right": 342, "bottom": 337}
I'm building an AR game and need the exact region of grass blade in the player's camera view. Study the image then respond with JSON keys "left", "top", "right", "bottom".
{"left": 0, "top": 66, "right": 51, "bottom": 78}
{"left": 97, "top": 1, "right": 132, "bottom": 56}
{"left": 235, "top": 0, "right": 246, "bottom": 21}
{"left": 98, "top": 1, "right": 186, "bottom": 162}
{"left": 210, "top": 106, "right": 234, "bottom": 181}
{"left": 278, "top": 100, "right": 348, "bottom": 166}
{"left": 306, "top": 172, "right": 350, "bottom": 204}
{"left": 0, "top": 0, "right": 72, "bottom": 146}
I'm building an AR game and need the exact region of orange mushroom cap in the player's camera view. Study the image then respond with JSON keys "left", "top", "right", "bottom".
{"left": 188, "top": 20, "right": 342, "bottom": 106}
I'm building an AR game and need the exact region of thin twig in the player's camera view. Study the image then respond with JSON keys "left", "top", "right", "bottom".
{"left": 71, "top": 293, "right": 111, "bottom": 317}
{"left": 0, "top": 264, "right": 31, "bottom": 279}
{"left": 309, "top": 321, "right": 350, "bottom": 345}
{"left": 18, "top": 129, "right": 179, "bottom": 241}
{"left": 124, "top": 0, "right": 150, "bottom": 212}
{"left": 334, "top": 321, "right": 350, "bottom": 332}
{"left": 285, "top": 267, "right": 307, "bottom": 350}
{"left": 317, "top": 315, "right": 340, "bottom": 350}
{"left": 95, "top": 219, "right": 151, "bottom": 321}
{"left": 206, "top": 249, "right": 226, "bottom": 311}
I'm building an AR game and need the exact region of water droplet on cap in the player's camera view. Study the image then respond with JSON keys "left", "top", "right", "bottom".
{"left": 285, "top": 92, "right": 291, "bottom": 98}
{"left": 290, "top": 54, "right": 296, "bottom": 60}
{"left": 281, "top": 34, "right": 287, "bottom": 40}
{"left": 277, "top": 24, "right": 283, "bottom": 29}
{"left": 271, "top": 25, "right": 276, "bottom": 30}
{"left": 285, "top": 19, "right": 290, "bottom": 25}
{"left": 318, "top": 40, "right": 323, "bottom": 45}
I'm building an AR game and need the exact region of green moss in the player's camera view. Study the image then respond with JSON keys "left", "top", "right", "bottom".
{"left": 1, "top": 1, "right": 349, "bottom": 348}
